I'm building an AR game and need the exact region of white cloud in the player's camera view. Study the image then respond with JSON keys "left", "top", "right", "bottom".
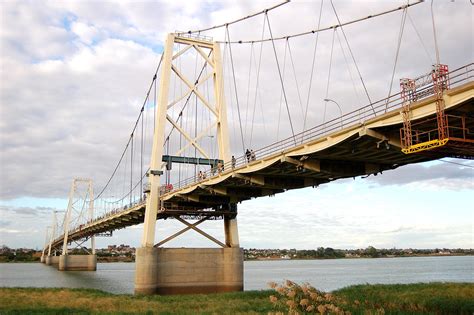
{"left": 71, "top": 21, "right": 102, "bottom": 45}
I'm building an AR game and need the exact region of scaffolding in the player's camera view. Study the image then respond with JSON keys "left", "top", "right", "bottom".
{"left": 400, "top": 64, "right": 451, "bottom": 154}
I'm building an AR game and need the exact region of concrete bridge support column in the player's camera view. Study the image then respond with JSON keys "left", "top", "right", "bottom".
{"left": 59, "top": 254, "right": 97, "bottom": 271}
{"left": 136, "top": 247, "right": 243, "bottom": 295}
{"left": 134, "top": 247, "right": 160, "bottom": 295}
{"left": 135, "top": 247, "right": 243, "bottom": 295}
{"left": 45, "top": 255, "right": 59, "bottom": 267}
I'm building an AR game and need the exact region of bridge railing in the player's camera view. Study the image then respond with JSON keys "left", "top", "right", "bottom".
{"left": 168, "top": 63, "right": 473, "bottom": 193}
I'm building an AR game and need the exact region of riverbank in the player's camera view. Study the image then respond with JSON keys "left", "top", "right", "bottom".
{"left": 1, "top": 283, "right": 472, "bottom": 314}
{"left": 2, "top": 253, "right": 473, "bottom": 264}
{"left": 248, "top": 253, "right": 474, "bottom": 261}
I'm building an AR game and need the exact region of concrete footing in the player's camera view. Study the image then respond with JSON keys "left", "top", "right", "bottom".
{"left": 40, "top": 256, "right": 45, "bottom": 263}
{"left": 59, "top": 254, "right": 97, "bottom": 271}
{"left": 134, "top": 247, "right": 243, "bottom": 295}
{"left": 45, "top": 255, "right": 59, "bottom": 267}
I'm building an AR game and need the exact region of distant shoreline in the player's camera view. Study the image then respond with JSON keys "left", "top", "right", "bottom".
{"left": 247, "top": 253, "right": 474, "bottom": 261}
{"left": 1, "top": 253, "right": 472, "bottom": 263}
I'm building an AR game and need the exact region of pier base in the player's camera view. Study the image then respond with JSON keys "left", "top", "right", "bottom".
{"left": 58, "top": 254, "right": 97, "bottom": 271}
{"left": 45, "top": 255, "right": 59, "bottom": 267}
{"left": 40, "top": 256, "right": 45, "bottom": 263}
{"left": 134, "top": 247, "right": 243, "bottom": 295}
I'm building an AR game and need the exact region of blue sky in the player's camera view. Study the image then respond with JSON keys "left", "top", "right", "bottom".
{"left": 0, "top": 0, "right": 472, "bottom": 250}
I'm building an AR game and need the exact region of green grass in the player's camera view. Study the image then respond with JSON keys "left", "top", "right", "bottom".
{"left": 0, "top": 283, "right": 472, "bottom": 314}
{"left": 0, "top": 287, "right": 273, "bottom": 314}
{"left": 335, "top": 282, "right": 474, "bottom": 314}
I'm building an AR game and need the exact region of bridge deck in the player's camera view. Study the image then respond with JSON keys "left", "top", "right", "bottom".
{"left": 49, "top": 77, "right": 474, "bottom": 251}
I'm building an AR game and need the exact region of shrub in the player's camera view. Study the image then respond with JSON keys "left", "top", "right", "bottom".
{"left": 268, "top": 280, "right": 351, "bottom": 314}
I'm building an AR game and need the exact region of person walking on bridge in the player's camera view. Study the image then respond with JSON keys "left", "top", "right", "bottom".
{"left": 250, "top": 149, "right": 256, "bottom": 161}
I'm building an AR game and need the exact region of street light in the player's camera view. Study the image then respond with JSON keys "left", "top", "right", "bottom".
{"left": 323, "top": 98, "right": 343, "bottom": 129}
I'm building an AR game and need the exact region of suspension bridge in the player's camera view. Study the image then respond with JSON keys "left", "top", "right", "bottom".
{"left": 40, "top": 0, "right": 473, "bottom": 295}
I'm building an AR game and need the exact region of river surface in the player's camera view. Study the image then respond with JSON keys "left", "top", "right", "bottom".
{"left": 0, "top": 256, "right": 472, "bottom": 294}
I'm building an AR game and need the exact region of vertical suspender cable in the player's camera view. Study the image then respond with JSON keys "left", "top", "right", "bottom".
{"left": 336, "top": 30, "right": 362, "bottom": 113}
{"left": 130, "top": 134, "right": 133, "bottom": 206}
{"left": 244, "top": 43, "right": 254, "bottom": 139}
{"left": 140, "top": 110, "right": 144, "bottom": 199}
{"left": 250, "top": 16, "right": 267, "bottom": 145}
{"left": 266, "top": 12, "right": 296, "bottom": 144}
{"left": 323, "top": 28, "right": 336, "bottom": 124}
{"left": 287, "top": 39, "right": 305, "bottom": 122}
{"left": 193, "top": 48, "right": 198, "bottom": 174}
{"left": 330, "top": 0, "right": 375, "bottom": 115}
{"left": 153, "top": 78, "right": 156, "bottom": 133}
{"left": 276, "top": 39, "right": 288, "bottom": 141}
{"left": 223, "top": 42, "right": 238, "bottom": 150}
{"left": 166, "top": 138, "right": 170, "bottom": 185}
{"left": 303, "top": 0, "right": 324, "bottom": 134}
{"left": 277, "top": 38, "right": 288, "bottom": 141}
{"left": 385, "top": 7, "right": 407, "bottom": 112}
{"left": 122, "top": 144, "right": 128, "bottom": 207}
{"left": 179, "top": 116, "right": 182, "bottom": 184}
{"left": 431, "top": 0, "right": 440, "bottom": 65}
{"left": 407, "top": 12, "right": 434, "bottom": 64}
{"left": 226, "top": 25, "right": 247, "bottom": 154}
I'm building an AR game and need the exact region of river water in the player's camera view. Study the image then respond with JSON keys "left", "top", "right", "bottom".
{"left": 0, "top": 256, "right": 472, "bottom": 294}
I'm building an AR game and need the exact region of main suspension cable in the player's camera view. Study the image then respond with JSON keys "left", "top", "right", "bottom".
{"left": 218, "top": 1, "right": 423, "bottom": 44}
{"left": 95, "top": 55, "right": 163, "bottom": 200}
{"left": 176, "top": 0, "right": 289, "bottom": 35}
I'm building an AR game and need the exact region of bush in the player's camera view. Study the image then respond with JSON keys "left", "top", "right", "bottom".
{"left": 268, "top": 280, "right": 351, "bottom": 314}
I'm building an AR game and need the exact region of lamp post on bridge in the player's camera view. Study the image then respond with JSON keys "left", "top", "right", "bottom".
{"left": 323, "top": 98, "right": 343, "bottom": 129}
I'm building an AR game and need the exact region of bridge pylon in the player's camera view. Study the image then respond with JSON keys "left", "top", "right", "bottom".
{"left": 40, "top": 226, "right": 51, "bottom": 263}
{"left": 45, "top": 210, "right": 60, "bottom": 266}
{"left": 135, "top": 33, "right": 243, "bottom": 295}
{"left": 58, "top": 178, "right": 97, "bottom": 271}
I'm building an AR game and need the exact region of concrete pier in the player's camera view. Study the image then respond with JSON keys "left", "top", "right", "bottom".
{"left": 58, "top": 254, "right": 97, "bottom": 271}
{"left": 135, "top": 247, "right": 243, "bottom": 295}
{"left": 40, "top": 256, "right": 45, "bottom": 263}
{"left": 45, "top": 255, "right": 59, "bottom": 267}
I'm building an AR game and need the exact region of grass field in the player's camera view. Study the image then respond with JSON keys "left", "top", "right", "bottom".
{"left": 0, "top": 282, "right": 472, "bottom": 314}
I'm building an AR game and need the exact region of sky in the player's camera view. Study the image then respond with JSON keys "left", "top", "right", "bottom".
{"left": 0, "top": 0, "right": 473, "bottom": 250}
